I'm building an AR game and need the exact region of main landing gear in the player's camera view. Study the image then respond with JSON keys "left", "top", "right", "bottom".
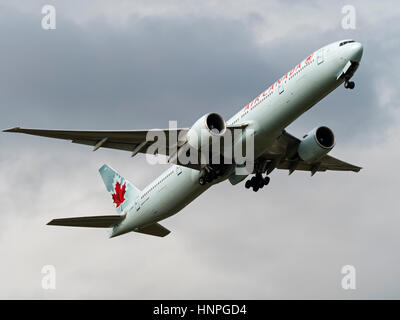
{"left": 344, "top": 80, "right": 355, "bottom": 89}
{"left": 198, "top": 165, "right": 226, "bottom": 186}
{"left": 244, "top": 173, "right": 270, "bottom": 192}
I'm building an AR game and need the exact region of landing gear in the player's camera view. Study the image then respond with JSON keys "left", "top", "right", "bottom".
{"left": 205, "top": 173, "right": 214, "bottom": 183}
{"left": 198, "top": 164, "right": 229, "bottom": 186}
{"left": 199, "top": 177, "right": 206, "bottom": 185}
{"left": 344, "top": 80, "right": 355, "bottom": 89}
{"left": 245, "top": 173, "right": 270, "bottom": 192}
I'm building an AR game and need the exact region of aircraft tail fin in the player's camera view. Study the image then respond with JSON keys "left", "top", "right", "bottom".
{"left": 99, "top": 164, "right": 141, "bottom": 214}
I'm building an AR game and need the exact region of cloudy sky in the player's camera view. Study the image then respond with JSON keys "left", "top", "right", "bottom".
{"left": 0, "top": 0, "right": 399, "bottom": 299}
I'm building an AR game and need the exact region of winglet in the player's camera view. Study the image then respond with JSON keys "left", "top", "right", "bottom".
{"left": 3, "top": 127, "right": 21, "bottom": 133}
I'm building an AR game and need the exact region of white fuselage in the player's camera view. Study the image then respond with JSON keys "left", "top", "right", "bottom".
{"left": 111, "top": 40, "right": 363, "bottom": 237}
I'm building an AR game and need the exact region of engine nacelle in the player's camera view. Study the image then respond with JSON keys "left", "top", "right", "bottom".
{"left": 186, "top": 113, "right": 226, "bottom": 150}
{"left": 298, "top": 126, "right": 335, "bottom": 162}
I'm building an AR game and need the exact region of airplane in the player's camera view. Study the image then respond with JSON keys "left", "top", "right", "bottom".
{"left": 3, "top": 39, "right": 363, "bottom": 238}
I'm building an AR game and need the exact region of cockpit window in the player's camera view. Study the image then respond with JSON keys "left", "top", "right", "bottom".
{"left": 339, "top": 40, "right": 355, "bottom": 46}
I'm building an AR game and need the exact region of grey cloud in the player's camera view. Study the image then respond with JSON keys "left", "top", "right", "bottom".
{"left": 1, "top": 139, "right": 399, "bottom": 299}
{"left": 0, "top": 3, "right": 396, "bottom": 142}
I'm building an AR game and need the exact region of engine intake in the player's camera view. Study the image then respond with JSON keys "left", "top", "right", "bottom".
{"left": 186, "top": 113, "right": 226, "bottom": 150}
{"left": 206, "top": 113, "right": 226, "bottom": 133}
{"left": 298, "top": 126, "right": 335, "bottom": 162}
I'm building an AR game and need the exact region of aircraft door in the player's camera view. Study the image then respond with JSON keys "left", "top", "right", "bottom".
{"left": 175, "top": 165, "right": 182, "bottom": 176}
{"left": 317, "top": 48, "right": 324, "bottom": 64}
{"left": 135, "top": 200, "right": 140, "bottom": 211}
{"left": 278, "top": 80, "right": 284, "bottom": 94}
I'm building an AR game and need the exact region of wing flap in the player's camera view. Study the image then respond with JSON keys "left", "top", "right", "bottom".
{"left": 71, "top": 139, "right": 141, "bottom": 152}
{"left": 276, "top": 156, "right": 361, "bottom": 173}
{"left": 317, "top": 154, "right": 361, "bottom": 172}
{"left": 47, "top": 215, "right": 123, "bottom": 228}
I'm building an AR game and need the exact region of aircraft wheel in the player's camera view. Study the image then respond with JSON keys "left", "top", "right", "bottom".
{"left": 253, "top": 186, "right": 259, "bottom": 192}
{"left": 264, "top": 176, "right": 270, "bottom": 186}
{"left": 199, "top": 177, "right": 206, "bottom": 185}
{"left": 245, "top": 180, "right": 252, "bottom": 189}
{"left": 344, "top": 80, "right": 355, "bottom": 89}
{"left": 258, "top": 178, "right": 264, "bottom": 188}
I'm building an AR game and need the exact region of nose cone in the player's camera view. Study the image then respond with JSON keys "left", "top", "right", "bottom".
{"left": 350, "top": 42, "right": 363, "bottom": 62}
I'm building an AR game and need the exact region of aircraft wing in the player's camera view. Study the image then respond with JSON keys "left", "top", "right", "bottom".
{"left": 3, "top": 125, "right": 247, "bottom": 171}
{"left": 259, "top": 130, "right": 361, "bottom": 175}
{"left": 3, "top": 126, "right": 189, "bottom": 157}
{"left": 4, "top": 126, "right": 360, "bottom": 174}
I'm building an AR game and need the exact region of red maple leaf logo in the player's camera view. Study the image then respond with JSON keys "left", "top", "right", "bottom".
{"left": 112, "top": 182, "right": 126, "bottom": 207}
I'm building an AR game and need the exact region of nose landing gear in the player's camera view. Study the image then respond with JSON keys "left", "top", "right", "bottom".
{"left": 344, "top": 80, "right": 355, "bottom": 89}
{"left": 245, "top": 173, "right": 270, "bottom": 192}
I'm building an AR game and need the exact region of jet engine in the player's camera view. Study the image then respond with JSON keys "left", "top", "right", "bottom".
{"left": 297, "top": 126, "right": 335, "bottom": 162}
{"left": 186, "top": 113, "right": 226, "bottom": 150}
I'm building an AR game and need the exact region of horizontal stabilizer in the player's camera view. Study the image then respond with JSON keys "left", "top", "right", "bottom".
{"left": 135, "top": 223, "right": 171, "bottom": 237}
{"left": 47, "top": 215, "right": 123, "bottom": 228}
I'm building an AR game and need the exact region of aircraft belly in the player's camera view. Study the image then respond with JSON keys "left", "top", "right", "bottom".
{"left": 124, "top": 166, "right": 210, "bottom": 232}
{"left": 152, "top": 167, "right": 210, "bottom": 220}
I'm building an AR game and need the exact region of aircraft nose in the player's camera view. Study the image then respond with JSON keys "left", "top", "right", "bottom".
{"left": 350, "top": 42, "right": 363, "bottom": 62}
